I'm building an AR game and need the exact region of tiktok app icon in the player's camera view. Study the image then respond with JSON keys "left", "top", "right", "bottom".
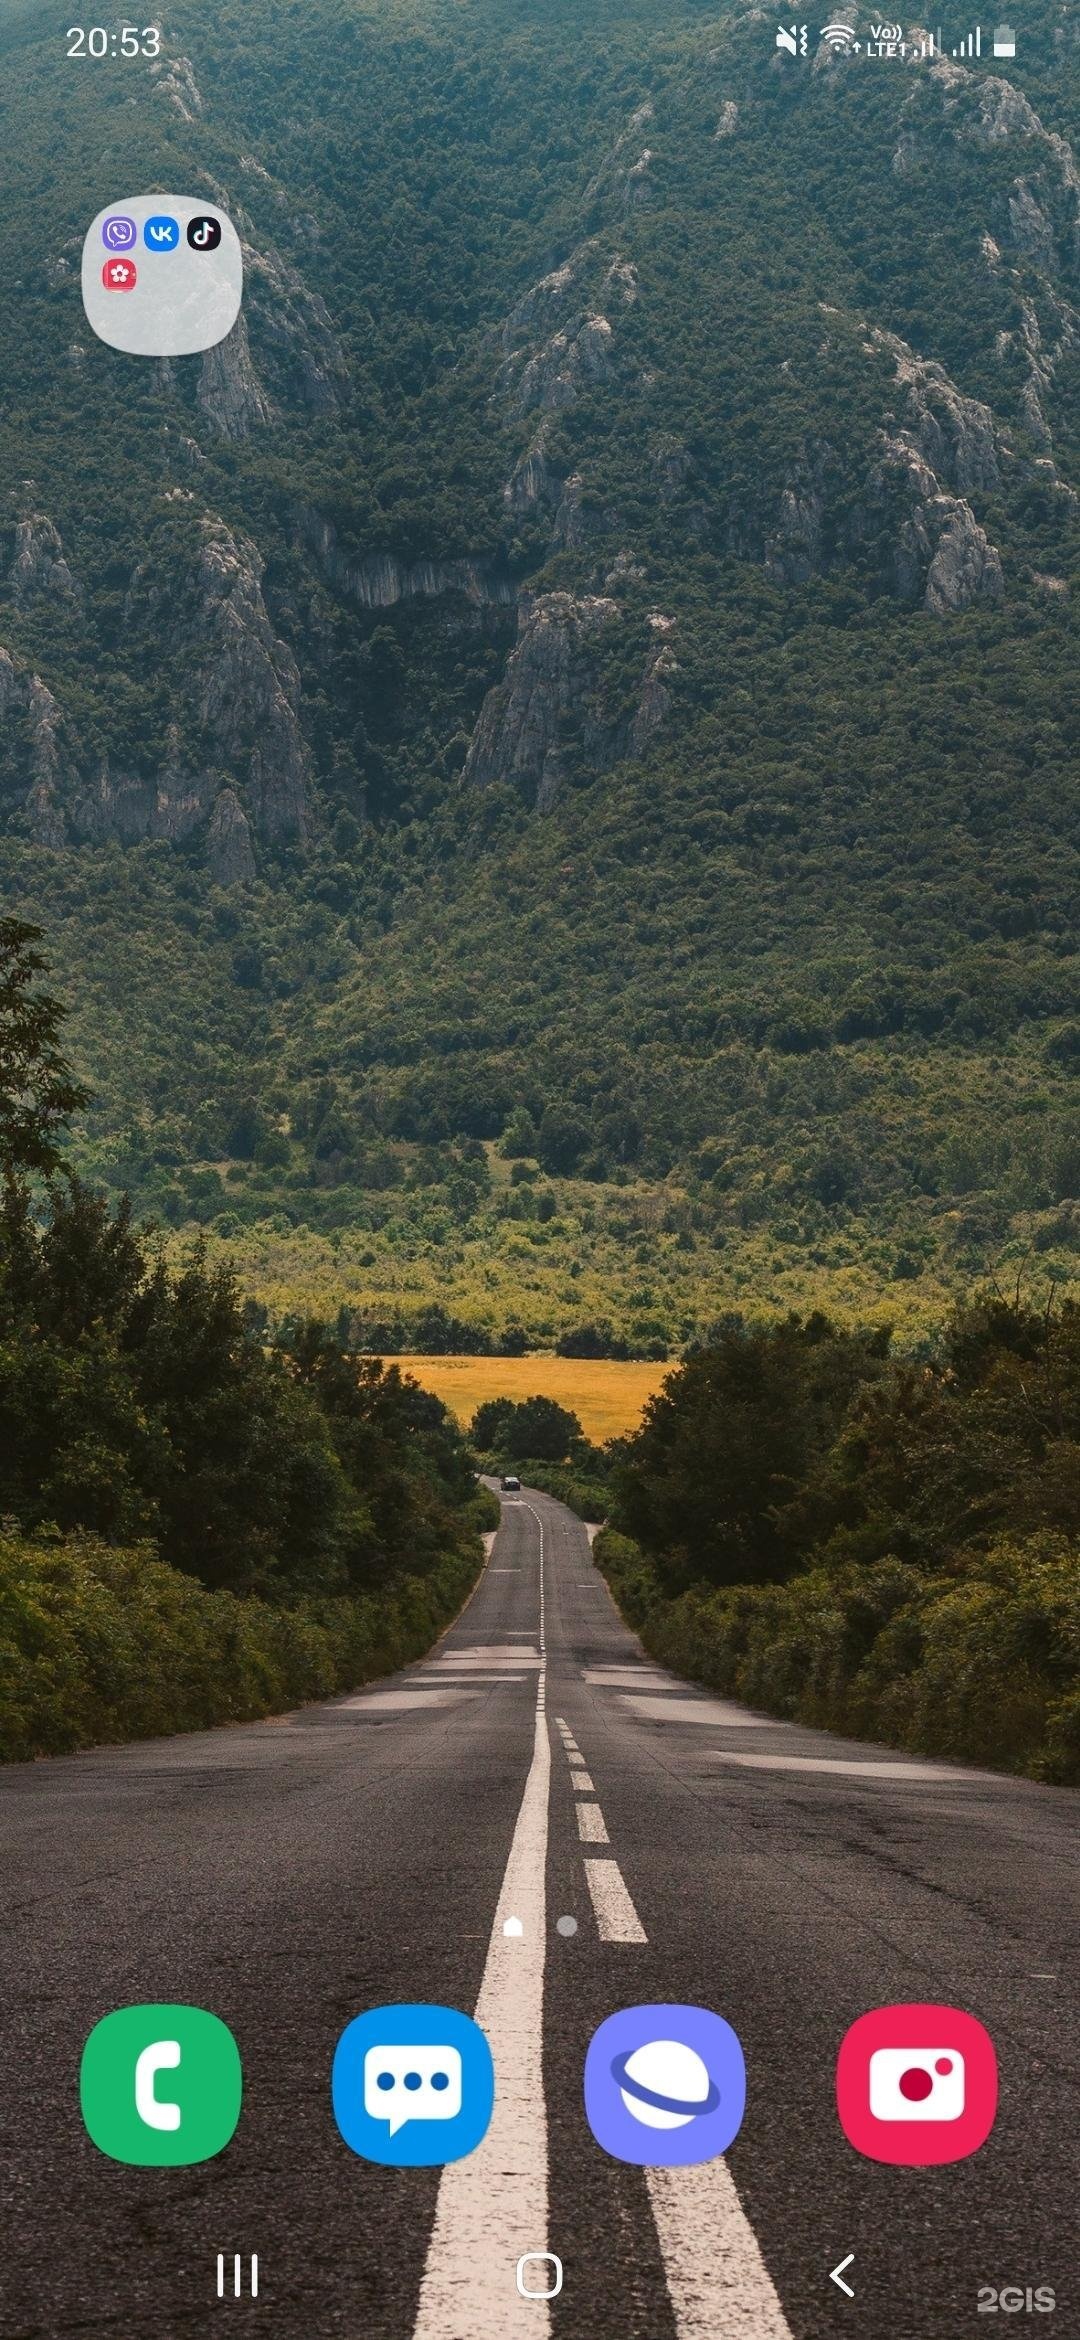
{"left": 187, "top": 215, "right": 223, "bottom": 251}
{"left": 836, "top": 2003, "right": 998, "bottom": 2167}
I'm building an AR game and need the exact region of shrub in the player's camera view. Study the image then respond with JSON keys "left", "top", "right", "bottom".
{"left": 594, "top": 1532, "right": 1080, "bottom": 1784}
{"left": 0, "top": 1526, "right": 485, "bottom": 1762}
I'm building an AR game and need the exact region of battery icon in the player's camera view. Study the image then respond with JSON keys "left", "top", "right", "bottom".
{"left": 993, "top": 22, "right": 1016, "bottom": 53}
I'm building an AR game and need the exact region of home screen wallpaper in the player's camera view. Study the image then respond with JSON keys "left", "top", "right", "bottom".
{"left": 0, "top": 4, "right": 1077, "bottom": 2337}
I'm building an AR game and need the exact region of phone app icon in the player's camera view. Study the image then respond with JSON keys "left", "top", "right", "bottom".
{"left": 836, "top": 2004, "right": 998, "bottom": 2165}
{"left": 102, "top": 258, "right": 137, "bottom": 293}
{"left": 144, "top": 214, "right": 180, "bottom": 252}
{"left": 80, "top": 2006, "right": 242, "bottom": 2166}
{"left": 584, "top": 2005, "right": 746, "bottom": 2166}
{"left": 332, "top": 2005, "right": 494, "bottom": 2168}
{"left": 102, "top": 214, "right": 136, "bottom": 251}
{"left": 188, "top": 215, "right": 223, "bottom": 252}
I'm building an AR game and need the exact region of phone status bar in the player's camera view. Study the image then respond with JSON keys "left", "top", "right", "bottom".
{"left": 774, "top": 20, "right": 1018, "bottom": 59}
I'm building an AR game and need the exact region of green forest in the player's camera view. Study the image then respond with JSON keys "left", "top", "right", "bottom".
{"left": 0, "top": 918, "right": 495, "bottom": 1759}
{"left": 0, "top": 0, "right": 1076, "bottom": 1765}
{"left": 474, "top": 1306, "right": 1080, "bottom": 1783}
{"left": 0, "top": 0, "right": 1075, "bottom": 1348}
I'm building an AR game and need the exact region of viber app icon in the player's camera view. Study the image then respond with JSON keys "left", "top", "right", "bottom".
{"left": 332, "top": 2005, "right": 494, "bottom": 2167}
{"left": 836, "top": 2004, "right": 998, "bottom": 2166}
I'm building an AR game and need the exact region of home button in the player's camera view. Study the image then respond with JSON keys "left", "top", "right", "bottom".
{"left": 516, "top": 2253, "right": 563, "bottom": 2300}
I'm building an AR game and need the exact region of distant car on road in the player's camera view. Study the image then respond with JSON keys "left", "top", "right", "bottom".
{"left": 500, "top": 1473, "right": 522, "bottom": 1492}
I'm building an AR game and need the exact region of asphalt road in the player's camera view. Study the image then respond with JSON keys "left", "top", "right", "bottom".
{"left": 1, "top": 1487, "right": 1076, "bottom": 2340}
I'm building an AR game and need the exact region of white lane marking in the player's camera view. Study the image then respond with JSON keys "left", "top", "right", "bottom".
{"left": 620, "top": 1695, "right": 772, "bottom": 1725}
{"left": 705, "top": 1753, "right": 989, "bottom": 1780}
{"left": 569, "top": 1770, "right": 594, "bottom": 1791}
{"left": 647, "top": 2161, "right": 794, "bottom": 2339}
{"left": 576, "top": 1802, "right": 609, "bottom": 1845}
{"left": 574, "top": 1582, "right": 604, "bottom": 1588}
{"left": 441, "top": 1647, "right": 544, "bottom": 1666}
{"left": 412, "top": 1510, "right": 551, "bottom": 2340}
{"left": 583, "top": 1858, "right": 647, "bottom": 1944}
{"left": 429, "top": 1645, "right": 541, "bottom": 1660}
{"left": 411, "top": 1674, "right": 529, "bottom": 1684}
{"left": 488, "top": 1568, "right": 521, "bottom": 1574}
{"left": 426, "top": 1656, "right": 541, "bottom": 1671}
{"left": 339, "top": 1689, "right": 480, "bottom": 1712}
{"left": 583, "top": 1667, "right": 676, "bottom": 1686}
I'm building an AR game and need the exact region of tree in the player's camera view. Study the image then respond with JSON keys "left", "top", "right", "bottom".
{"left": 474, "top": 1395, "right": 584, "bottom": 1462}
{"left": 0, "top": 919, "right": 87, "bottom": 1184}
{"left": 614, "top": 1316, "right": 887, "bottom": 1590}
{"left": 557, "top": 1320, "right": 629, "bottom": 1360}
{"left": 498, "top": 1107, "right": 538, "bottom": 1160}
{"left": 225, "top": 1099, "right": 263, "bottom": 1160}
{"left": 472, "top": 1397, "right": 516, "bottom": 1451}
{"left": 537, "top": 1106, "right": 589, "bottom": 1176}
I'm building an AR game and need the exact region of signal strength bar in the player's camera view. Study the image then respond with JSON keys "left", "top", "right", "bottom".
{"left": 951, "top": 22, "right": 982, "bottom": 54}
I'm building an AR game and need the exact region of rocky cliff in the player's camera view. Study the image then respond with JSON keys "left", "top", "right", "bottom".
{"left": 1, "top": 0, "right": 1076, "bottom": 882}
{"left": 1, "top": 513, "right": 311, "bottom": 871}
{"left": 464, "top": 594, "right": 678, "bottom": 808}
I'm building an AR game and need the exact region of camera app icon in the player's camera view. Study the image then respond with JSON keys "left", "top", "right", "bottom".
{"left": 868, "top": 2045, "right": 964, "bottom": 2123}
{"left": 836, "top": 2004, "right": 997, "bottom": 2166}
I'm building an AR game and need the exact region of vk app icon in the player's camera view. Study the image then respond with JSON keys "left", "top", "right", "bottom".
{"left": 332, "top": 2005, "right": 494, "bottom": 2167}
{"left": 144, "top": 214, "right": 180, "bottom": 252}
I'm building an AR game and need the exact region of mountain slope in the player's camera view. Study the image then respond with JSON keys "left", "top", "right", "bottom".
{"left": 0, "top": 0, "right": 1077, "bottom": 1342}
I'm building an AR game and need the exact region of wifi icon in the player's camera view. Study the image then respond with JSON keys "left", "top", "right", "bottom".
{"left": 820, "top": 20, "right": 858, "bottom": 46}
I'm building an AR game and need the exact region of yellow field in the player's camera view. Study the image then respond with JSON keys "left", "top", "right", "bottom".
{"left": 383, "top": 1354, "right": 668, "bottom": 1442}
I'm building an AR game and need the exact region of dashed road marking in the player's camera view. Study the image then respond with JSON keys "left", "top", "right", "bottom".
{"left": 569, "top": 1770, "right": 594, "bottom": 1791}
{"left": 576, "top": 1802, "right": 609, "bottom": 1845}
{"left": 583, "top": 1857, "right": 647, "bottom": 1944}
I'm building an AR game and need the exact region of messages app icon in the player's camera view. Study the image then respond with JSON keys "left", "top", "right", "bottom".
{"left": 80, "top": 2005, "right": 242, "bottom": 2166}
{"left": 332, "top": 2005, "right": 494, "bottom": 2168}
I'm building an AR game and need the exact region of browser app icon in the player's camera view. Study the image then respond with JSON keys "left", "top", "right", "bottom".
{"left": 584, "top": 2005, "right": 746, "bottom": 2166}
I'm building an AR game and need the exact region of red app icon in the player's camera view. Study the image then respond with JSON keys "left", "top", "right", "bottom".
{"left": 836, "top": 2003, "right": 998, "bottom": 2166}
{"left": 102, "top": 258, "right": 138, "bottom": 292}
